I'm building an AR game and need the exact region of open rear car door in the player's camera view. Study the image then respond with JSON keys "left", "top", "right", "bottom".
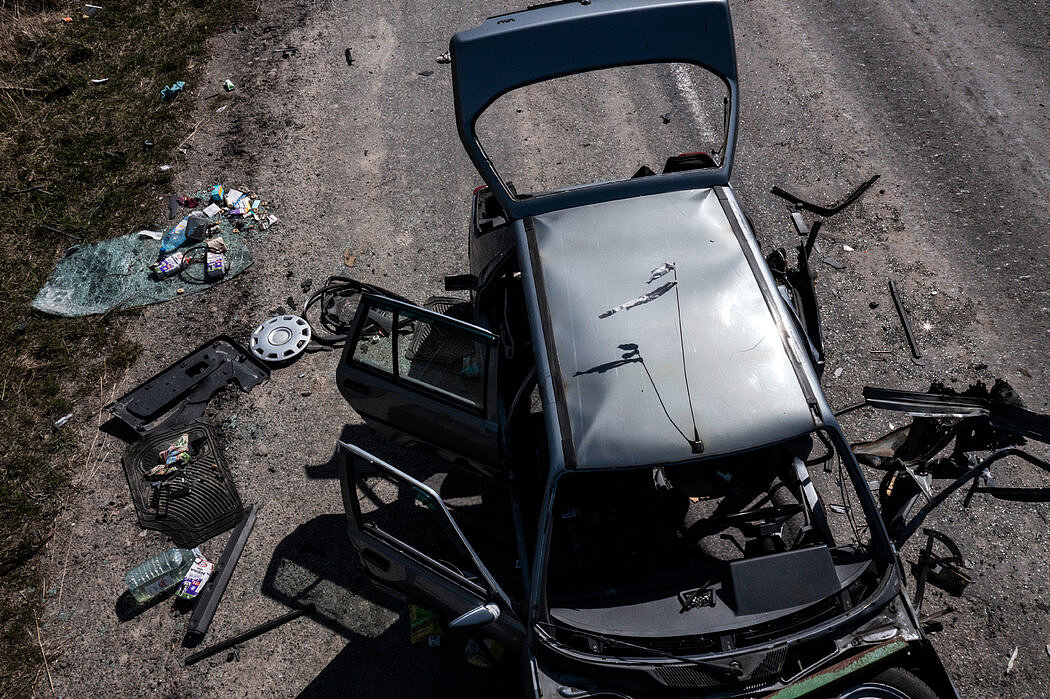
{"left": 338, "top": 442, "right": 524, "bottom": 651}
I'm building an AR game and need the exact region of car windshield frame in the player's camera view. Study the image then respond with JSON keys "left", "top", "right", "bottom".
{"left": 532, "top": 425, "right": 896, "bottom": 649}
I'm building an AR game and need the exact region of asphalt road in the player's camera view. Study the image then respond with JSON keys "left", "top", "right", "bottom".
{"left": 40, "top": 0, "right": 1050, "bottom": 697}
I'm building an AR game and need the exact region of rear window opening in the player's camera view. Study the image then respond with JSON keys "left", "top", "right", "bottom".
{"left": 474, "top": 62, "right": 729, "bottom": 198}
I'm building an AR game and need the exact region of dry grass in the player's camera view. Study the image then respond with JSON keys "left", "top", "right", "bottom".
{"left": 0, "top": 0, "right": 244, "bottom": 693}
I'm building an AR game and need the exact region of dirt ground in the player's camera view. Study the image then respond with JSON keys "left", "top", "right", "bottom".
{"left": 33, "top": 0, "right": 1050, "bottom": 697}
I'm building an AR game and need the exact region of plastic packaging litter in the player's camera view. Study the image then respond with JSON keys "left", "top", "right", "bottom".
{"left": 160, "top": 217, "right": 190, "bottom": 253}
{"left": 151, "top": 252, "right": 186, "bottom": 278}
{"left": 205, "top": 237, "right": 228, "bottom": 280}
{"left": 223, "top": 79, "right": 235, "bottom": 91}
{"left": 160, "top": 81, "right": 187, "bottom": 100}
{"left": 203, "top": 203, "right": 221, "bottom": 218}
{"left": 125, "top": 547, "right": 200, "bottom": 603}
{"left": 184, "top": 211, "right": 209, "bottom": 241}
{"left": 176, "top": 552, "right": 214, "bottom": 599}
{"left": 210, "top": 184, "right": 225, "bottom": 203}
{"left": 160, "top": 211, "right": 207, "bottom": 253}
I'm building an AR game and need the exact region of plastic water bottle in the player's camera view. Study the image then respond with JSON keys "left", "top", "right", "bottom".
{"left": 125, "top": 547, "right": 199, "bottom": 603}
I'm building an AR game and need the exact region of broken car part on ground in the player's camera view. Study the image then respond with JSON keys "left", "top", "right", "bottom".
{"left": 324, "top": 2, "right": 1050, "bottom": 698}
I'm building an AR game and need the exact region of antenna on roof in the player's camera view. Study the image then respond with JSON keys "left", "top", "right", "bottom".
{"left": 663, "top": 263, "right": 704, "bottom": 454}
{"left": 597, "top": 262, "right": 704, "bottom": 453}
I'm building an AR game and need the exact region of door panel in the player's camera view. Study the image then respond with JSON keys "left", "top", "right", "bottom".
{"left": 337, "top": 294, "right": 501, "bottom": 470}
{"left": 339, "top": 442, "right": 523, "bottom": 650}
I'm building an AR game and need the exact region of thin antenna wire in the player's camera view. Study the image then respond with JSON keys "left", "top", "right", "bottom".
{"left": 671, "top": 265, "right": 702, "bottom": 451}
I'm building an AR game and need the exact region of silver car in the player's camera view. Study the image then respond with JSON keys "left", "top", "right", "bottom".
{"left": 335, "top": 1, "right": 966, "bottom": 696}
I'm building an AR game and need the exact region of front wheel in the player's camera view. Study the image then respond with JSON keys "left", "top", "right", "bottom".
{"left": 835, "top": 667, "right": 939, "bottom": 699}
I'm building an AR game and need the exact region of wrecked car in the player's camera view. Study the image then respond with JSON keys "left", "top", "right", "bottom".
{"left": 327, "top": 1, "right": 1049, "bottom": 696}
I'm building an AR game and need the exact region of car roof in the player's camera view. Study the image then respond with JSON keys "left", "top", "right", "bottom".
{"left": 519, "top": 186, "right": 819, "bottom": 469}
{"left": 451, "top": 0, "right": 739, "bottom": 219}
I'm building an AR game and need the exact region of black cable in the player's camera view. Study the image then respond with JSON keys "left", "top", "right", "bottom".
{"left": 300, "top": 276, "right": 413, "bottom": 346}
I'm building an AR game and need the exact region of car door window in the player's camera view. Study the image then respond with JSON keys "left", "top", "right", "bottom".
{"left": 348, "top": 444, "right": 491, "bottom": 595}
{"left": 350, "top": 296, "right": 492, "bottom": 412}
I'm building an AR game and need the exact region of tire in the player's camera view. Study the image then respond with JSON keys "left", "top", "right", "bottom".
{"left": 836, "top": 666, "right": 940, "bottom": 699}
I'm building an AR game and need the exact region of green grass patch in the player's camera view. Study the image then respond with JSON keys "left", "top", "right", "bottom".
{"left": 0, "top": 0, "right": 245, "bottom": 692}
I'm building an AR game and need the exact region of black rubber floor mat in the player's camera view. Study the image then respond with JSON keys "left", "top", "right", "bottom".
{"left": 122, "top": 422, "right": 243, "bottom": 547}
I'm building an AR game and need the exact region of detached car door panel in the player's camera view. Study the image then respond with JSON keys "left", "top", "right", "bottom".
{"left": 339, "top": 441, "right": 523, "bottom": 651}
{"left": 337, "top": 294, "right": 501, "bottom": 469}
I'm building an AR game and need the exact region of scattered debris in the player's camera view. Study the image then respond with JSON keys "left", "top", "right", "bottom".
{"left": 435, "top": 51, "right": 451, "bottom": 64}
{"left": 409, "top": 605, "right": 442, "bottom": 645}
{"left": 888, "top": 278, "right": 924, "bottom": 366}
{"left": 125, "top": 546, "right": 201, "bottom": 603}
{"left": 261, "top": 214, "right": 278, "bottom": 230}
{"left": 205, "top": 237, "right": 227, "bottom": 280}
{"left": 771, "top": 174, "right": 880, "bottom": 217}
{"left": 913, "top": 528, "right": 971, "bottom": 610}
{"left": 186, "top": 505, "right": 258, "bottom": 639}
{"left": 31, "top": 231, "right": 253, "bottom": 316}
{"left": 822, "top": 257, "right": 845, "bottom": 270}
{"left": 83, "top": 4, "right": 101, "bottom": 17}
{"left": 660, "top": 110, "right": 674, "bottom": 124}
{"left": 343, "top": 249, "right": 356, "bottom": 267}
{"left": 300, "top": 278, "right": 312, "bottom": 294}
{"left": 89, "top": 77, "right": 108, "bottom": 84}
{"left": 160, "top": 81, "right": 187, "bottom": 100}
{"left": 344, "top": 48, "right": 354, "bottom": 66}
{"left": 833, "top": 367, "right": 843, "bottom": 379}
{"left": 418, "top": 70, "right": 433, "bottom": 77}
{"left": 856, "top": 379, "right": 1050, "bottom": 547}
{"left": 184, "top": 603, "right": 314, "bottom": 666}
{"left": 54, "top": 413, "right": 73, "bottom": 428}
{"left": 159, "top": 164, "right": 172, "bottom": 172}
{"left": 843, "top": 244, "right": 854, "bottom": 252}
{"left": 151, "top": 251, "right": 186, "bottom": 278}
{"left": 1007, "top": 646, "right": 1019, "bottom": 674}
{"left": 178, "top": 196, "right": 200, "bottom": 208}
{"left": 176, "top": 552, "right": 214, "bottom": 600}
{"left": 223, "top": 79, "right": 235, "bottom": 92}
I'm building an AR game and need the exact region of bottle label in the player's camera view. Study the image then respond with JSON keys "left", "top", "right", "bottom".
{"left": 143, "top": 574, "right": 175, "bottom": 598}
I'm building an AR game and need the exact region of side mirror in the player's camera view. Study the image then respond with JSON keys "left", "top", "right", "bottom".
{"left": 449, "top": 602, "right": 500, "bottom": 629}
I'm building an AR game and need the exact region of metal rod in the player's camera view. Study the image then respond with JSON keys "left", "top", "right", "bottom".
{"left": 183, "top": 604, "right": 314, "bottom": 666}
{"left": 888, "top": 278, "right": 924, "bottom": 365}
{"left": 187, "top": 504, "right": 257, "bottom": 638}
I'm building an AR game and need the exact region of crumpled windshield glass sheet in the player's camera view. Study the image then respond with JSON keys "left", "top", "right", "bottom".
{"left": 31, "top": 232, "right": 252, "bottom": 317}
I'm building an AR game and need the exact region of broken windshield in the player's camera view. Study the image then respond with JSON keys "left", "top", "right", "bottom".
{"left": 541, "top": 431, "right": 885, "bottom": 650}
{"left": 474, "top": 62, "right": 729, "bottom": 198}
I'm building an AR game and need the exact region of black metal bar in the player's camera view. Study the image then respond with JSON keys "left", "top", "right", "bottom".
{"left": 187, "top": 504, "right": 258, "bottom": 638}
{"left": 771, "top": 174, "right": 880, "bottom": 218}
{"left": 895, "top": 448, "right": 1050, "bottom": 546}
{"left": 183, "top": 604, "right": 314, "bottom": 666}
{"left": 888, "top": 278, "right": 924, "bottom": 365}
{"left": 833, "top": 399, "right": 867, "bottom": 417}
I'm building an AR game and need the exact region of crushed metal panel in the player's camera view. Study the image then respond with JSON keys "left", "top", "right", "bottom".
{"left": 527, "top": 188, "right": 814, "bottom": 468}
